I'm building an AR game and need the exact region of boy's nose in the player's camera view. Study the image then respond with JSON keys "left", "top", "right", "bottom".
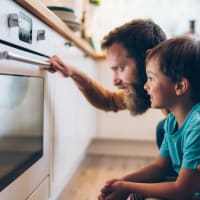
{"left": 144, "top": 82, "right": 148, "bottom": 91}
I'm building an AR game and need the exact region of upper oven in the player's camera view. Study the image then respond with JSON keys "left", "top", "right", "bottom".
{"left": 0, "top": 1, "right": 53, "bottom": 199}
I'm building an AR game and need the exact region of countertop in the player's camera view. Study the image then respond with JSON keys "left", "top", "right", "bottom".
{"left": 16, "top": 0, "right": 105, "bottom": 60}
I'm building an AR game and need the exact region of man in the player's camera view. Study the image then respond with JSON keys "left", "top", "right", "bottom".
{"left": 48, "top": 19, "right": 166, "bottom": 113}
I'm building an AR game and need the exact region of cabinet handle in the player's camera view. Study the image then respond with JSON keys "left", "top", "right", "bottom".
{"left": 0, "top": 51, "right": 51, "bottom": 67}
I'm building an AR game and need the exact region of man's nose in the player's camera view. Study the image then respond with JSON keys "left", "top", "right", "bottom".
{"left": 113, "top": 76, "right": 122, "bottom": 86}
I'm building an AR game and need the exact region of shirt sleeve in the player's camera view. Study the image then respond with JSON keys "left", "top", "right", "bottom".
{"left": 182, "top": 128, "right": 200, "bottom": 170}
{"left": 79, "top": 78, "right": 127, "bottom": 112}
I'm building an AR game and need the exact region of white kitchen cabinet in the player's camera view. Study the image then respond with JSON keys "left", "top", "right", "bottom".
{"left": 49, "top": 32, "right": 97, "bottom": 199}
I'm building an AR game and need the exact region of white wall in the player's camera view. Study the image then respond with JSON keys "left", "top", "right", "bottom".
{"left": 86, "top": 0, "right": 200, "bottom": 49}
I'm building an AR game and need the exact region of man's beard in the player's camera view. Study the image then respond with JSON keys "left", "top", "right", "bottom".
{"left": 118, "top": 83, "right": 150, "bottom": 115}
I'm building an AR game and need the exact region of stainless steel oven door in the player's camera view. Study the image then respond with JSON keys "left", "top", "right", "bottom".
{"left": 0, "top": 43, "right": 51, "bottom": 200}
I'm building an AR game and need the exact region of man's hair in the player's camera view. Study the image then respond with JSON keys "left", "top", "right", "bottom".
{"left": 101, "top": 19, "right": 167, "bottom": 85}
{"left": 146, "top": 36, "right": 200, "bottom": 102}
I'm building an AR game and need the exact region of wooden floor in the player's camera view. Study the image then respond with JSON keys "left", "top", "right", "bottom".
{"left": 57, "top": 155, "right": 154, "bottom": 200}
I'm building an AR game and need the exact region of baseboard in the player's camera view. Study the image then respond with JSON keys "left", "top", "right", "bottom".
{"left": 86, "top": 138, "right": 159, "bottom": 158}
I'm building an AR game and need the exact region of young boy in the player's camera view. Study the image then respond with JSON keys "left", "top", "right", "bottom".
{"left": 98, "top": 36, "right": 200, "bottom": 200}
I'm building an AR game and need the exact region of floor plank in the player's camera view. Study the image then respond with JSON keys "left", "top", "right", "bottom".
{"left": 58, "top": 155, "right": 154, "bottom": 200}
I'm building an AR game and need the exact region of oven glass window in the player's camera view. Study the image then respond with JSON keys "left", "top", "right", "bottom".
{"left": 0, "top": 74, "right": 44, "bottom": 191}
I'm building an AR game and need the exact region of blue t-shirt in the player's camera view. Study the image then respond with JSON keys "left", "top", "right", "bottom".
{"left": 160, "top": 103, "right": 200, "bottom": 196}
{"left": 160, "top": 103, "right": 200, "bottom": 174}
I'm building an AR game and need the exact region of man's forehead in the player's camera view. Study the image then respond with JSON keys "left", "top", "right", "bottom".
{"left": 106, "top": 52, "right": 136, "bottom": 68}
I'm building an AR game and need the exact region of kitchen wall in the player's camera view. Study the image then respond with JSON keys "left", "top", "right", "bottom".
{"left": 85, "top": 0, "right": 200, "bottom": 53}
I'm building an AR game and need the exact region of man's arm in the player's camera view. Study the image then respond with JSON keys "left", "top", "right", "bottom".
{"left": 47, "top": 55, "right": 127, "bottom": 112}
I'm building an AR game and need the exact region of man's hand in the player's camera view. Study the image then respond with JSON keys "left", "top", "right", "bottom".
{"left": 45, "top": 55, "right": 73, "bottom": 77}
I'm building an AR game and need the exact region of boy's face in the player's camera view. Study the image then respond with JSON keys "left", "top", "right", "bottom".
{"left": 105, "top": 42, "right": 150, "bottom": 115}
{"left": 144, "top": 58, "right": 177, "bottom": 109}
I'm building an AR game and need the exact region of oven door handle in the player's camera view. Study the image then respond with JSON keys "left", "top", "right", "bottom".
{"left": 0, "top": 51, "right": 51, "bottom": 67}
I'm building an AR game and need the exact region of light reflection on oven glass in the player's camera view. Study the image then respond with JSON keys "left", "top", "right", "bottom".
{"left": 0, "top": 74, "right": 44, "bottom": 191}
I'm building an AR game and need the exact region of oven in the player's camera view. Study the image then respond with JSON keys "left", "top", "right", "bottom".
{"left": 0, "top": 1, "right": 53, "bottom": 199}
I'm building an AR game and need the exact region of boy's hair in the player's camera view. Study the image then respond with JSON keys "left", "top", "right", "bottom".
{"left": 147, "top": 36, "right": 200, "bottom": 102}
{"left": 101, "top": 19, "right": 167, "bottom": 85}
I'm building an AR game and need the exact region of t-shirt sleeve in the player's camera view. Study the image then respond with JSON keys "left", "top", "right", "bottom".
{"left": 182, "top": 128, "right": 200, "bottom": 170}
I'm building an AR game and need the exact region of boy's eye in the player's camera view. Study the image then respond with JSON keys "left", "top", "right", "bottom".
{"left": 148, "top": 76, "right": 153, "bottom": 81}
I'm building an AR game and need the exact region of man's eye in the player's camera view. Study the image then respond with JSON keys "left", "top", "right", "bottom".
{"left": 116, "top": 67, "right": 122, "bottom": 71}
{"left": 115, "top": 66, "right": 124, "bottom": 71}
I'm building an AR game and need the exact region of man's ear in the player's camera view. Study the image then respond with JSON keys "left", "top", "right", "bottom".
{"left": 146, "top": 49, "right": 152, "bottom": 55}
{"left": 175, "top": 78, "right": 189, "bottom": 95}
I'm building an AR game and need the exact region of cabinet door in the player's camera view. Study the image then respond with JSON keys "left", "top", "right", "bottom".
{"left": 50, "top": 33, "right": 97, "bottom": 196}
{"left": 27, "top": 177, "right": 49, "bottom": 200}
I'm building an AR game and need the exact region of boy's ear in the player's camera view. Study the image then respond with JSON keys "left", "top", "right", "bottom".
{"left": 175, "top": 78, "right": 189, "bottom": 95}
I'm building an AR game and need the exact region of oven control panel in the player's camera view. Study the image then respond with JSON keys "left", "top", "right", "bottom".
{"left": 0, "top": 0, "right": 54, "bottom": 56}
{"left": 8, "top": 11, "right": 32, "bottom": 44}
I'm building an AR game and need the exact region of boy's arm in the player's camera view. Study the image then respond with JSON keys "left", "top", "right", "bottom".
{"left": 47, "top": 55, "right": 127, "bottom": 112}
{"left": 99, "top": 156, "right": 171, "bottom": 199}
{"left": 109, "top": 157, "right": 200, "bottom": 200}
{"left": 121, "top": 156, "right": 170, "bottom": 183}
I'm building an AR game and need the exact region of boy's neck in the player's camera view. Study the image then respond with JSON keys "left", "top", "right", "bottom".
{"left": 171, "top": 100, "right": 196, "bottom": 128}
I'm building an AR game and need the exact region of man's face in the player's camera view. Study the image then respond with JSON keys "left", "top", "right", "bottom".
{"left": 106, "top": 42, "right": 150, "bottom": 115}
{"left": 106, "top": 42, "right": 138, "bottom": 91}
